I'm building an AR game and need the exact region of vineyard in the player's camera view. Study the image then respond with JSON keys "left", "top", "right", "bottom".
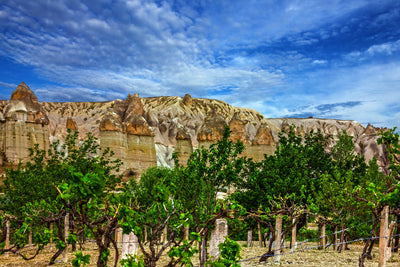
{"left": 1, "top": 240, "right": 400, "bottom": 266}
{"left": 0, "top": 126, "right": 400, "bottom": 267}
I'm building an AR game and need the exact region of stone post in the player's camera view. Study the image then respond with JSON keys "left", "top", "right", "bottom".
{"left": 209, "top": 219, "right": 228, "bottom": 260}
{"left": 63, "top": 213, "right": 69, "bottom": 263}
{"left": 122, "top": 232, "right": 139, "bottom": 259}
{"left": 291, "top": 219, "right": 297, "bottom": 251}
{"left": 115, "top": 228, "right": 123, "bottom": 248}
{"left": 247, "top": 230, "right": 253, "bottom": 247}
{"left": 379, "top": 205, "right": 390, "bottom": 267}
{"left": 274, "top": 214, "right": 283, "bottom": 263}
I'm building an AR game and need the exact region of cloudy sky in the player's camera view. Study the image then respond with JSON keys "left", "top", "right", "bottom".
{"left": 1, "top": 0, "right": 399, "bottom": 128}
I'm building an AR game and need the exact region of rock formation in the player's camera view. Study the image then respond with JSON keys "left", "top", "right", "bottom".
{"left": 4, "top": 82, "right": 49, "bottom": 125}
{"left": 99, "top": 94, "right": 156, "bottom": 179}
{"left": 0, "top": 82, "right": 50, "bottom": 164}
{"left": 66, "top": 117, "right": 78, "bottom": 131}
{"left": 0, "top": 82, "right": 391, "bottom": 180}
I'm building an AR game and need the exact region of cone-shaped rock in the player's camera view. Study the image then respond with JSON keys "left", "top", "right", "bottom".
{"left": 66, "top": 117, "right": 78, "bottom": 131}
{"left": 5, "top": 82, "right": 49, "bottom": 125}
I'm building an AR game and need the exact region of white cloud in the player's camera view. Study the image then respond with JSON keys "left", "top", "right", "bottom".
{"left": 367, "top": 40, "right": 400, "bottom": 56}
{"left": 86, "top": 18, "right": 111, "bottom": 31}
{"left": 0, "top": 81, "right": 18, "bottom": 89}
{"left": 266, "top": 61, "right": 400, "bottom": 127}
{"left": 1, "top": 0, "right": 399, "bottom": 129}
{"left": 312, "top": 60, "right": 327, "bottom": 65}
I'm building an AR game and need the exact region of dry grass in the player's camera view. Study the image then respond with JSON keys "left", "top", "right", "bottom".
{"left": 0, "top": 241, "right": 399, "bottom": 266}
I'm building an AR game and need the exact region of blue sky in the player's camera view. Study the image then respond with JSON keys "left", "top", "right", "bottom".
{"left": 1, "top": 0, "right": 399, "bottom": 128}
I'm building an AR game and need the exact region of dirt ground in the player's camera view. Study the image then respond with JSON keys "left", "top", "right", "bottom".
{"left": 0, "top": 241, "right": 399, "bottom": 266}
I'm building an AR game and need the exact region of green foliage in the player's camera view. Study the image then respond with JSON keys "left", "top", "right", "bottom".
{"left": 167, "top": 240, "right": 198, "bottom": 266}
{"left": 120, "top": 166, "right": 185, "bottom": 266}
{"left": 72, "top": 251, "right": 91, "bottom": 267}
{"left": 119, "top": 254, "right": 145, "bottom": 267}
{"left": 119, "top": 126, "right": 246, "bottom": 267}
{"left": 172, "top": 126, "right": 246, "bottom": 265}
{"left": 209, "top": 237, "right": 241, "bottom": 267}
{"left": 376, "top": 127, "right": 400, "bottom": 205}
{"left": 232, "top": 127, "right": 331, "bottom": 238}
{"left": 0, "top": 130, "right": 122, "bottom": 266}
{"left": 173, "top": 125, "right": 245, "bottom": 222}
{"left": 297, "top": 228, "right": 318, "bottom": 241}
{"left": 55, "top": 239, "right": 66, "bottom": 250}
{"left": 100, "top": 249, "right": 110, "bottom": 264}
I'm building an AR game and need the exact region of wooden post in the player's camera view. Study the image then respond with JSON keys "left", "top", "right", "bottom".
{"left": 63, "top": 213, "right": 69, "bottom": 263}
{"left": 247, "top": 230, "right": 253, "bottom": 247}
{"left": 50, "top": 223, "right": 53, "bottom": 244}
{"left": 379, "top": 205, "right": 389, "bottom": 267}
{"left": 28, "top": 229, "right": 32, "bottom": 246}
{"left": 258, "top": 222, "right": 263, "bottom": 247}
{"left": 144, "top": 225, "right": 148, "bottom": 243}
{"left": 162, "top": 226, "right": 168, "bottom": 244}
{"left": 291, "top": 219, "right": 297, "bottom": 251}
{"left": 274, "top": 213, "right": 283, "bottom": 263}
{"left": 5, "top": 220, "right": 10, "bottom": 258}
{"left": 333, "top": 225, "right": 338, "bottom": 251}
{"left": 387, "top": 221, "right": 396, "bottom": 262}
{"left": 183, "top": 226, "right": 189, "bottom": 241}
{"left": 321, "top": 223, "right": 326, "bottom": 250}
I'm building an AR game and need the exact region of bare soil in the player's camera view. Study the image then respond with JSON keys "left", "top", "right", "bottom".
{"left": 0, "top": 241, "right": 399, "bottom": 266}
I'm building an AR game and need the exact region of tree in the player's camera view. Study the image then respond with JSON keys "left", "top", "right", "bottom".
{"left": 172, "top": 125, "right": 246, "bottom": 267}
{"left": 355, "top": 128, "right": 400, "bottom": 266}
{"left": 314, "top": 131, "right": 368, "bottom": 252}
{"left": 1, "top": 130, "right": 123, "bottom": 267}
{"left": 232, "top": 127, "right": 332, "bottom": 258}
{"left": 119, "top": 167, "right": 196, "bottom": 267}
{"left": 1, "top": 142, "right": 68, "bottom": 263}
{"left": 55, "top": 131, "right": 123, "bottom": 267}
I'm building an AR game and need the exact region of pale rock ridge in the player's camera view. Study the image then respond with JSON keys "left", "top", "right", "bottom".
{"left": 0, "top": 83, "right": 390, "bottom": 180}
{"left": 5, "top": 82, "right": 49, "bottom": 125}
{"left": 355, "top": 123, "right": 388, "bottom": 172}
{"left": 1, "top": 82, "right": 50, "bottom": 163}
{"left": 175, "top": 127, "right": 193, "bottom": 164}
{"left": 100, "top": 94, "right": 156, "bottom": 179}
{"left": 265, "top": 118, "right": 387, "bottom": 168}
{"left": 141, "top": 95, "right": 276, "bottom": 165}
{"left": 42, "top": 101, "right": 115, "bottom": 140}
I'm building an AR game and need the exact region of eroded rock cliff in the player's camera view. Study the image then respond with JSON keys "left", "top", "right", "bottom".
{"left": 0, "top": 82, "right": 390, "bottom": 180}
{"left": 99, "top": 93, "right": 157, "bottom": 178}
{"left": 0, "top": 82, "right": 50, "bottom": 164}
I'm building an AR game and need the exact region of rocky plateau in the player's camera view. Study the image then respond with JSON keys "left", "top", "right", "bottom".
{"left": 0, "top": 82, "right": 390, "bottom": 180}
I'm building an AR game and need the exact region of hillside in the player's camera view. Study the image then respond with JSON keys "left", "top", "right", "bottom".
{"left": 0, "top": 82, "right": 388, "bottom": 179}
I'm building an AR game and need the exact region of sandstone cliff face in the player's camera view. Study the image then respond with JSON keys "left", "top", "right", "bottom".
{"left": 141, "top": 95, "right": 276, "bottom": 166}
{"left": 0, "top": 83, "right": 390, "bottom": 179}
{"left": 99, "top": 94, "right": 157, "bottom": 179}
{"left": 42, "top": 101, "right": 114, "bottom": 140}
{"left": 0, "top": 82, "right": 50, "bottom": 164}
